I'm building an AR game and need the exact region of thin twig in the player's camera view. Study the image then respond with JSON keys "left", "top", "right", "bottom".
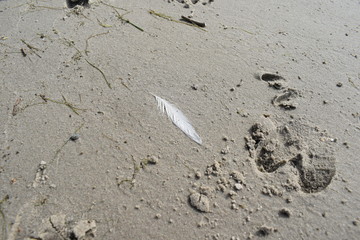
{"left": 20, "top": 39, "right": 42, "bottom": 58}
{"left": 20, "top": 39, "right": 40, "bottom": 51}
{"left": 149, "top": 10, "right": 206, "bottom": 31}
{"left": 181, "top": 15, "right": 206, "bottom": 28}
{"left": 85, "top": 59, "right": 112, "bottom": 89}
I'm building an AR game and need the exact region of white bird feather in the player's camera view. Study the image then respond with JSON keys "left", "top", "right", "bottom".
{"left": 153, "top": 95, "right": 202, "bottom": 145}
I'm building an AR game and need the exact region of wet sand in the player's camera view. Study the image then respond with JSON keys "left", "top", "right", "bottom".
{"left": 0, "top": 0, "right": 359, "bottom": 239}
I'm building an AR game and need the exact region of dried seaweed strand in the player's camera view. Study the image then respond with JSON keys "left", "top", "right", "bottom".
{"left": 0, "top": 195, "right": 9, "bottom": 240}
{"left": 84, "top": 31, "right": 109, "bottom": 55}
{"left": 117, "top": 155, "right": 141, "bottom": 189}
{"left": 85, "top": 59, "right": 112, "bottom": 89}
{"left": 40, "top": 94, "right": 84, "bottom": 115}
{"left": 348, "top": 78, "right": 359, "bottom": 90}
{"left": 29, "top": 4, "right": 64, "bottom": 10}
{"left": 114, "top": 9, "right": 144, "bottom": 32}
{"left": 51, "top": 123, "right": 85, "bottom": 165}
{"left": 97, "top": 18, "right": 112, "bottom": 28}
{"left": 99, "top": 1, "right": 127, "bottom": 11}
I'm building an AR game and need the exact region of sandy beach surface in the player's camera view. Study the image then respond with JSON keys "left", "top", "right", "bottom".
{"left": 0, "top": 0, "right": 359, "bottom": 239}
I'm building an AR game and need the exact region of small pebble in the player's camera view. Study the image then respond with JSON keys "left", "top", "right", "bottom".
{"left": 70, "top": 134, "right": 80, "bottom": 141}
{"left": 234, "top": 183, "right": 243, "bottom": 191}
{"left": 336, "top": 82, "right": 343, "bottom": 87}
{"left": 191, "top": 84, "right": 198, "bottom": 90}
{"left": 189, "top": 192, "right": 210, "bottom": 213}
{"left": 155, "top": 213, "right": 161, "bottom": 219}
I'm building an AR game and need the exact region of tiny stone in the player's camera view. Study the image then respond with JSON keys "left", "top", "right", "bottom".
{"left": 191, "top": 84, "right": 198, "bottom": 90}
{"left": 336, "top": 82, "right": 343, "bottom": 87}
{"left": 49, "top": 184, "right": 57, "bottom": 188}
{"left": 70, "top": 134, "right": 80, "bottom": 141}
{"left": 134, "top": 205, "right": 140, "bottom": 209}
{"left": 169, "top": 219, "right": 174, "bottom": 224}
{"left": 352, "top": 220, "right": 358, "bottom": 226}
{"left": 155, "top": 213, "right": 161, "bottom": 219}
{"left": 234, "top": 183, "right": 243, "bottom": 191}
{"left": 230, "top": 87, "right": 235, "bottom": 92}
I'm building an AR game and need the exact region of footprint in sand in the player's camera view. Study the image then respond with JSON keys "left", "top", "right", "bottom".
{"left": 272, "top": 88, "right": 299, "bottom": 110}
{"left": 245, "top": 116, "right": 336, "bottom": 193}
{"left": 255, "top": 71, "right": 299, "bottom": 110}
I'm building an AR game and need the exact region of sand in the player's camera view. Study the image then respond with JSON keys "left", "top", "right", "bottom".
{"left": 0, "top": 0, "right": 359, "bottom": 239}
